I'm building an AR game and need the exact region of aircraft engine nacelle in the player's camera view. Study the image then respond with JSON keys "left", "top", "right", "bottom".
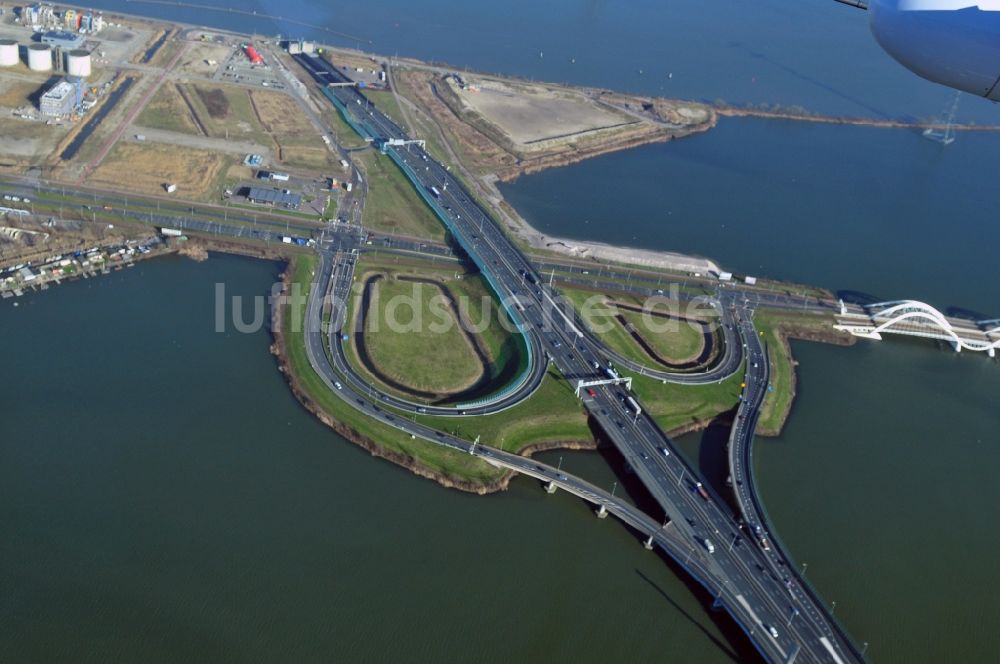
{"left": 868, "top": 0, "right": 1000, "bottom": 99}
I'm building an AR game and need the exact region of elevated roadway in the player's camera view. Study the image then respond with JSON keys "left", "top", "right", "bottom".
{"left": 728, "top": 306, "right": 860, "bottom": 658}
{"left": 295, "top": 52, "right": 862, "bottom": 662}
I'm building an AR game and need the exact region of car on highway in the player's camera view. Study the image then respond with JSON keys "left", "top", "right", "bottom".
{"left": 586, "top": 388, "right": 597, "bottom": 398}
{"left": 766, "top": 626, "right": 779, "bottom": 639}
{"left": 660, "top": 447, "right": 670, "bottom": 457}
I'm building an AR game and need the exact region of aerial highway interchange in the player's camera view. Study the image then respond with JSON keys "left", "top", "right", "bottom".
{"left": 0, "top": 51, "right": 868, "bottom": 664}
{"left": 292, "top": 52, "right": 863, "bottom": 663}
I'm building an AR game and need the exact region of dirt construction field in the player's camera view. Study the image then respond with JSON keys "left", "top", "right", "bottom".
{"left": 449, "top": 77, "right": 635, "bottom": 148}
{"left": 87, "top": 142, "right": 230, "bottom": 198}
{"left": 135, "top": 81, "right": 333, "bottom": 171}
{"left": 136, "top": 83, "right": 203, "bottom": 135}
{"left": 175, "top": 43, "right": 233, "bottom": 78}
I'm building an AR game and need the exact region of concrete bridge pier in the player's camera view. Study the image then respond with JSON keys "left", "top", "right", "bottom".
{"left": 596, "top": 504, "right": 609, "bottom": 519}
{"left": 951, "top": 339, "right": 962, "bottom": 352}
{"left": 544, "top": 480, "right": 557, "bottom": 494}
{"left": 989, "top": 347, "right": 996, "bottom": 358}
{"left": 643, "top": 535, "right": 654, "bottom": 550}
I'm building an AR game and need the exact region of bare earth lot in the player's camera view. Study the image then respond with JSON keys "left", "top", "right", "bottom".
{"left": 448, "top": 77, "right": 635, "bottom": 148}
{"left": 88, "top": 142, "right": 231, "bottom": 198}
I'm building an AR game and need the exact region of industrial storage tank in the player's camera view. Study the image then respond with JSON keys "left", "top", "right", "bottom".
{"left": 65, "top": 49, "right": 91, "bottom": 77}
{"left": 0, "top": 39, "right": 18, "bottom": 67}
{"left": 27, "top": 43, "right": 52, "bottom": 72}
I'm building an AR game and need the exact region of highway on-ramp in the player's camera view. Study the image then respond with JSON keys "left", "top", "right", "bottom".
{"left": 294, "top": 52, "right": 862, "bottom": 663}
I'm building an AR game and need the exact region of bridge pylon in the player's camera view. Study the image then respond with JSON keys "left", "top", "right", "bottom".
{"left": 596, "top": 504, "right": 609, "bottom": 519}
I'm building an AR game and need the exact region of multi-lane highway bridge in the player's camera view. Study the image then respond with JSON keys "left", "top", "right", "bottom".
{"left": 6, "top": 48, "right": 993, "bottom": 663}
{"left": 290, "top": 52, "right": 864, "bottom": 663}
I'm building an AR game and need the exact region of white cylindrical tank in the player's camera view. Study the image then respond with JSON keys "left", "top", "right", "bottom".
{"left": 27, "top": 43, "right": 52, "bottom": 72}
{"left": 0, "top": 39, "right": 18, "bottom": 67}
{"left": 66, "top": 49, "right": 91, "bottom": 77}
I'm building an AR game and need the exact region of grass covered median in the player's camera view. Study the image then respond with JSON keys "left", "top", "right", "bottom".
{"left": 355, "top": 150, "right": 447, "bottom": 242}
{"left": 562, "top": 286, "right": 716, "bottom": 369}
{"left": 344, "top": 253, "right": 528, "bottom": 404}
{"left": 362, "top": 277, "right": 486, "bottom": 395}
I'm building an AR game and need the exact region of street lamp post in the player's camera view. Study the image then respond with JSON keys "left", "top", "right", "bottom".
{"left": 801, "top": 562, "right": 808, "bottom": 579}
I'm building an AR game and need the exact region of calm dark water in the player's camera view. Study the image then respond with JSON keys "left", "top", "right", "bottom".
{"left": 0, "top": 256, "right": 748, "bottom": 662}
{"left": 93, "top": 0, "right": 995, "bottom": 121}
{"left": 499, "top": 118, "right": 999, "bottom": 315}
{"left": 753, "top": 341, "right": 1000, "bottom": 662}
{"left": 3, "top": 1, "right": 998, "bottom": 661}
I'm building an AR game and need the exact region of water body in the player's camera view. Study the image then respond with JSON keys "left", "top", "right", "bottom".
{"left": 753, "top": 341, "right": 1000, "bottom": 662}
{"left": 4, "top": 0, "right": 997, "bottom": 660}
{"left": 499, "top": 118, "right": 999, "bottom": 314}
{"left": 89, "top": 0, "right": 995, "bottom": 122}
{"left": 0, "top": 255, "right": 750, "bottom": 662}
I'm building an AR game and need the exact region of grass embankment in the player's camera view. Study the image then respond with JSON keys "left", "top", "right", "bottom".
{"left": 619, "top": 310, "right": 704, "bottom": 362}
{"left": 364, "top": 278, "right": 484, "bottom": 394}
{"left": 344, "top": 253, "right": 526, "bottom": 402}
{"left": 626, "top": 367, "right": 743, "bottom": 436}
{"left": 280, "top": 254, "right": 505, "bottom": 485}
{"left": 354, "top": 150, "right": 447, "bottom": 241}
{"left": 752, "top": 310, "right": 848, "bottom": 436}
{"left": 562, "top": 287, "right": 710, "bottom": 367}
{"left": 280, "top": 252, "right": 593, "bottom": 485}
{"left": 416, "top": 368, "right": 593, "bottom": 454}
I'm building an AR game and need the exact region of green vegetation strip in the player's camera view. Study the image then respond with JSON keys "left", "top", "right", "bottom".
{"left": 355, "top": 150, "right": 447, "bottom": 241}
{"left": 363, "top": 277, "right": 484, "bottom": 394}
{"left": 752, "top": 311, "right": 836, "bottom": 436}
{"left": 344, "top": 253, "right": 526, "bottom": 404}
{"left": 562, "top": 286, "right": 711, "bottom": 367}
{"left": 282, "top": 254, "right": 503, "bottom": 483}
{"left": 416, "top": 368, "right": 592, "bottom": 454}
{"left": 624, "top": 366, "right": 743, "bottom": 435}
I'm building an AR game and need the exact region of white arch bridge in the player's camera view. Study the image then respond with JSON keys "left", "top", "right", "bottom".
{"left": 834, "top": 300, "right": 1000, "bottom": 357}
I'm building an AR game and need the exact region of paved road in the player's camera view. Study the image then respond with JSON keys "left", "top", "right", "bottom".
{"left": 295, "top": 53, "right": 862, "bottom": 663}
{"left": 305, "top": 246, "right": 844, "bottom": 664}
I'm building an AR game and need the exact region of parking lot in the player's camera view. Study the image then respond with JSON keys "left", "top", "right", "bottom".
{"left": 213, "top": 42, "right": 285, "bottom": 90}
